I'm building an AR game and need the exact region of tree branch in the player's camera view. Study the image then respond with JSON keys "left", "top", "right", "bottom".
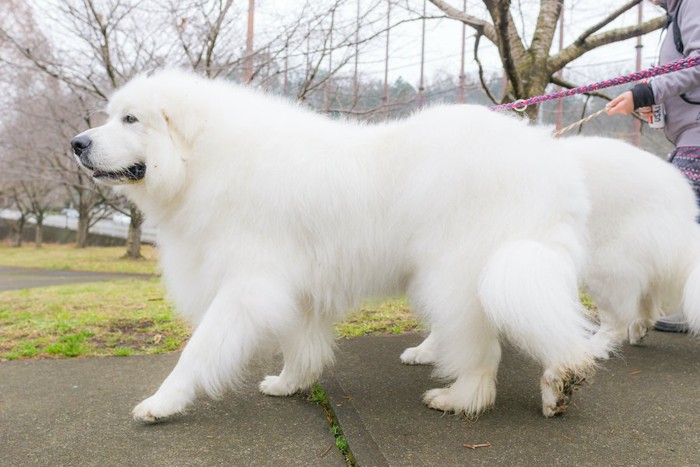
{"left": 474, "top": 30, "right": 499, "bottom": 105}
{"left": 530, "top": 0, "right": 563, "bottom": 58}
{"left": 428, "top": 0, "right": 498, "bottom": 44}
{"left": 549, "top": 15, "right": 666, "bottom": 74}
{"left": 574, "top": 0, "right": 642, "bottom": 46}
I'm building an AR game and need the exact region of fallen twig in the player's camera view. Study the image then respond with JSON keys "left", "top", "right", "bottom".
{"left": 463, "top": 442, "right": 492, "bottom": 450}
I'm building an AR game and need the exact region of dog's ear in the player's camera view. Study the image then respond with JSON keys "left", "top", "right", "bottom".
{"left": 161, "top": 109, "right": 189, "bottom": 149}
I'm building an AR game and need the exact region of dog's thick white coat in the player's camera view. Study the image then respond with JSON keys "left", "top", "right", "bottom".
{"left": 574, "top": 138, "right": 700, "bottom": 345}
{"left": 404, "top": 136, "right": 700, "bottom": 370}
{"left": 74, "top": 70, "right": 602, "bottom": 421}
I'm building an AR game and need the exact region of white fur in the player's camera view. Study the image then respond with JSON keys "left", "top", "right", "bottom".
{"left": 572, "top": 137, "right": 700, "bottom": 346}
{"left": 72, "top": 70, "right": 602, "bottom": 422}
{"left": 404, "top": 136, "right": 700, "bottom": 386}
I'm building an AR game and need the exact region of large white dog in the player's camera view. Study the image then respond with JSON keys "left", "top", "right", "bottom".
{"left": 70, "top": 70, "right": 603, "bottom": 422}
{"left": 402, "top": 136, "right": 700, "bottom": 367}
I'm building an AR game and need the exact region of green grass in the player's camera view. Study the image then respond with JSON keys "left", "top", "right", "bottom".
{"left": 0, "top": 243, "right": 598, "bottom": 362}
{"left": 0, "top": 242, "right": 420, "bottom": 360}
{"left": 0, "top": 243, "right": 158, "bottom": 275}
{"left": 0, "top": 278, "right": 416, "bottom": 360}
{"left": 336, "top": 297, "right": 423, "bottom": 337}
{"left": 309, "top": 383, "right": 356, "bottom": 466}
{"left": 0, "top": 278, "right": 190, "bottom": 360}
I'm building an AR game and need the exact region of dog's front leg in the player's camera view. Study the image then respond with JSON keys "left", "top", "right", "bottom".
{"left": 400, "top": 331, "right": 437, "bottom": 365}
{"left": 133, "top": 280, "right": 291, "bottom": 423}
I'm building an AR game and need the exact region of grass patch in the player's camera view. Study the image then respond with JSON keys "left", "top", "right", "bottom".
{"left": 0, "top": 278, "right": 190, "bottom": 360}
{"left": 0, "top": 243, "right": 158, "bottom": 275}
{"left": 336, "top": 297, "right": 424, "bottom": 337}
{"left": 0, "top": 241, "right": 598, "bottom": 361}
{"left": 309, "top": 383, "right": 356, "bottom": 466}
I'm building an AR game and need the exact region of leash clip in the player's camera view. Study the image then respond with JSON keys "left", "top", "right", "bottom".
{"left": 512, "top": 99, "right": 528, "bottom": 112}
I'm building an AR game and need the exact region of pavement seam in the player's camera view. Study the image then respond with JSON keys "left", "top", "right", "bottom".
{"left": 309, "top": 383, "right": 358, "bottom": 466}
{"left": 321, "top": 371, "right": 390, "bottom": 467}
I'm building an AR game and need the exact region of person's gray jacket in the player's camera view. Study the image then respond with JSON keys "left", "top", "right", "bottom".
{"left": 651, "top": 0, "right": 700, "bottom": 146}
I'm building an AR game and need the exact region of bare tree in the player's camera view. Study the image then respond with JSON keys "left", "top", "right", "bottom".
{"left": 0, "top": 0, "right": 169, "bottom": 255}
{"left": 429, "top": 0, "right": 666, "bottom": 119}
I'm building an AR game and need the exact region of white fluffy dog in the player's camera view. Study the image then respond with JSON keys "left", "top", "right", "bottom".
{"left": 402, "top": 136, "right": 700, "bottom": 368}
{"left": 70, "top": 70, "right": 603, "bottom": 422}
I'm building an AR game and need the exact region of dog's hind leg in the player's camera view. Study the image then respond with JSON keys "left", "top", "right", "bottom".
{"left": 132, "top": 278, "right": 295, "bottom": 423}
{"left": 421, "top": 298, "right": 501, "bottom": 417}
{"left": 259, "top": 313, "right": 336, "bottom": 396}
{"left": 478, "top": 240, "right": 600, "bottom": 417}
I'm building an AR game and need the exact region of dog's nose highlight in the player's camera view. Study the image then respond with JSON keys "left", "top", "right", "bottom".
{"left": 71, "top": 135, "right": 92, "bottom": 156}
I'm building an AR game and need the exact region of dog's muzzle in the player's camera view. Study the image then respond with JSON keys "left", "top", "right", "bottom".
{"left": 69, "top": 134, "right": 146, "bottom": 183}
{"left": 70, "top": 135, "right": 94, "bottom": 169}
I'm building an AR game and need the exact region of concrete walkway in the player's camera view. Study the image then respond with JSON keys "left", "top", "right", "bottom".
{"left": 1, "top": 268, "right": 699, "bottom": 465}
{"left": 0, "top": 266, "right": 151, "bottom": 291}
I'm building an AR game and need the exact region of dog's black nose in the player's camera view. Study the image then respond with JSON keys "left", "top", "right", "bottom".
{"left": 71, "top": 135, "right": 92, "bottom": 156}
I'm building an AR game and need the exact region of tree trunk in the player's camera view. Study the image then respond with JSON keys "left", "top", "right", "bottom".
{"left": 76, "top": 215, "right": 89, "bottom": 248}
{"left": 34, "top": 221, "right": 43, "bottom": 248}
{"left": 11, "top": 216, "right": 25, "bottom": 248}
{"left": 124, "top": 204, "right": 144, "bottom": 259}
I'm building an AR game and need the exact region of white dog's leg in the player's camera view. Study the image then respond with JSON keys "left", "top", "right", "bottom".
{"left": 259, "top": 315, "right": 336, "bottom": 396}
{"left": 628, "top": 292, "right": 659, "bottom": 345}
{"left": 628, "top": 319, "right": 649, "bottom": 345}
{"left": 478, "top": 239, "right": 601, "bottom": 418}
{"left": 400, "top": 332, "right": 438, "bottom": 365}
{"left": 422, "top": 311, "right": 501, "bottom": 417}
{"left": 589, "top": 303, "right": 625, "bottom": 360}
{"left": 133, "top": 280, "right": 293, "bottom": 423}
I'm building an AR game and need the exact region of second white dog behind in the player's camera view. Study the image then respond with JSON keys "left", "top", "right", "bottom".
{"left": 403, "top": 136, "right": 700, "bottom": 374}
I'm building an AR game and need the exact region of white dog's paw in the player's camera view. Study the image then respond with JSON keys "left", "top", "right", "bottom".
{"left": 132, "top": 390, "right": 191, "bottom": 423}
{"left": 400, "top": 345, "right": 436, "bottom": 365}
{"left": 589, "top": 329, "right": 618, "bottom": 360}
{"left": 628, "top": 320, "right": 649, "bottom": 346}
{"left": 259, "top": 375, "right": 299, "bottom": 397}
{"left": 423, "top": 377, "right": 496, "bottom": 417}
{"left": 540, "top": 368, "right": 588, "bottom": 417}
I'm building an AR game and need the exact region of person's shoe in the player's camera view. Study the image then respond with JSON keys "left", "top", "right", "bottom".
{"left": 654, "top": 313, "right": 689, "bottom": 333}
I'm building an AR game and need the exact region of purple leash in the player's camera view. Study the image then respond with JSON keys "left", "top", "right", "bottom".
{"left": 489, "top": 54, "right": 700, "bottom": 112}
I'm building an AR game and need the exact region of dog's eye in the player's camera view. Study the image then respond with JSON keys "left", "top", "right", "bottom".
{"left": 123, "top": 114, "right": 138, "bottom": 124}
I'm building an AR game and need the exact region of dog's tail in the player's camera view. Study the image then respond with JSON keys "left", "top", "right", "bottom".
{"left": 478, "top": 236, "right": 601, "bottom": 372}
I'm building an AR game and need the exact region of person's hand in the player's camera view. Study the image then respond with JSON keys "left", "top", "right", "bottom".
{"left": 606, "top": 91, "right": 635, "bottom": 115}
{"left": 637, "top": 106, "right": 652, "bottom": 122}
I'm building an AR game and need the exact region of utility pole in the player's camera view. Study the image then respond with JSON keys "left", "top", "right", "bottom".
{"left": 383, "top": 0, "right": 391, "bottom": 113}
{"left": 556, "top": 6, "right": 564, "bottom": 131}
{"left": 352, "top": 0, "right": 361, "bottom": 111}
{"left": 325, "top": 7, "right": 336, "bottom": 111}
{"left": 417, "top": 0, "right": 426, "bottom": 109}
{"left": 458, "top": 0, "right": 466, "bottom": 104}
{"left": 634, "top": 2, "right": 643, "bottom": 147}
{"left": 244, "top": 0, "right": 255, "bottom": 83}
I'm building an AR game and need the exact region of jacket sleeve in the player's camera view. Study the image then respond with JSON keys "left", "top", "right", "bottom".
{"left": 651, "top": 3, "right": 700, "bottom": 103}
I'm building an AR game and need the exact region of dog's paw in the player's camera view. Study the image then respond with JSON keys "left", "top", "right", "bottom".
{"left": 589, "top": 330, "right": 616, "bottom": 360}
{"left": 423, "top": 378, "right": 496, "bottom": 417}
{"left": 132, "top": 391, "right": 191, "bottom": 423}
{"left": 540, "top": 368, "right": 588, "bottom": 417}
{"left": 400, "top": 345, "right": 435, "bottom": 365}
{"left": 131, "top": 396, "right": 185, "bottom": 423}
{"left": 628, "top": 320, "right": 648, "bottom": 346}
{"left": 259, "top": 375, "right": 298, "bottom": 397}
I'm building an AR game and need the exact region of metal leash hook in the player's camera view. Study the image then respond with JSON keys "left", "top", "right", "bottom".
{"left": 512, "top": 99, "right": 528, "bottom": 112}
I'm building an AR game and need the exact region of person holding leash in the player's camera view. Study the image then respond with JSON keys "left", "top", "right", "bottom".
{"left": 608, "top": 0, "right": 699, "bottom": 333}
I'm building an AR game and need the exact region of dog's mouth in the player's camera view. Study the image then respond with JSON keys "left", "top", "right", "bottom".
{"left": 92, "top": 163, "right": 146, "bottom": 183}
